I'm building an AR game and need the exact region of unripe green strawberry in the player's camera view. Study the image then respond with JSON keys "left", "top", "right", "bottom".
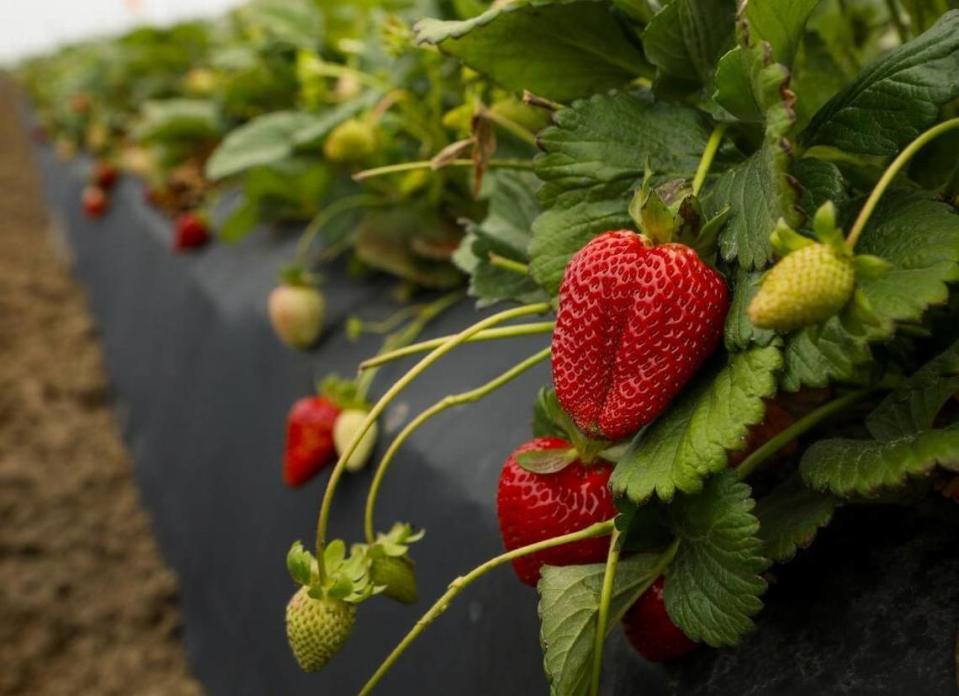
{"left": 334, "top": 409, "right": 378, "bottom": 472}
{"left": 324, "top": 119, "right": 376, "bottom": 163}
{"left": 748, "top": 243, "right": 855, "bottom": 332}
{"left": 285, "top": 587, "right": 356, "bottom": 672}
{"left": 269, "top": 284, "right": 325, "bottom": 350}
{"left": 370, "top": 555, "right": 418, "bottom": 605}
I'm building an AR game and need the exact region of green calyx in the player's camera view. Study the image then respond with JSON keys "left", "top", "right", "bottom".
{"left": 627, "top": 171, "right": 729, "bottom": 263}
{"left": 318, "top": 374, "right": 370, "bottom": 411}
{"left": 368, "top": 523, "right": 424, "bottom": 605}
{"left": 749, "top": 202, "right": 889, "bottom": 333}
{"left": 526, "top": 388, "right": 625, "bottom": 471}
{"left": 286, "top": 539, "right": 381, "bottom": 604}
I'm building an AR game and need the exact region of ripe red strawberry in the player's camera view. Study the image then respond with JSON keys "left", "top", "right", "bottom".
{"left": 552, "top": 230, "right": 728, "bottom": 440}
{"left": 284, "top": 396, "right": 341, "bottom": 487}
{"left": 173, "top": 212, "right": 210, "bottom": 251}
{"left": 622, "top": 577, "right": 697, "bottom": 662}
{"left": 496, "top": 437, "right": 616, "bottom": 586}
{"left": 82, "top": 186, "right": 108, "bottom": 219}
{"left": 92, "top": 162, "right": 118, "bottom": 190}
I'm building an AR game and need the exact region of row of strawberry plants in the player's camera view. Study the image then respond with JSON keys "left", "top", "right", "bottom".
{"left": 278, "top": 1, "right": 959, "bottom": 694}
{"left": 20, "top": 0, "right": 959, "bottom": 693}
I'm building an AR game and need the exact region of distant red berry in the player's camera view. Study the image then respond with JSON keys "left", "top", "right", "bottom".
{"left": 622, "top": 577, "right": 697, "bottom": 662}
{"left": 728, "top": 399, "right": 798, "bottom": 467}
{"left": 82, "top": 186, "right": 108, "bottom": 219}
{"left": 283, "top": 397, "right": 341, "bottom": 488}
{"left": 92, "top": 162, "right": 118, "bottom": 190}
{"left": 552, "top": 230, "right": 728, "bottom": 440}
{"left": 497, "top": 437, "right": 616, "bottom": 586}
{"left": 173, "top": 212, "right": 210, "bottom": 251}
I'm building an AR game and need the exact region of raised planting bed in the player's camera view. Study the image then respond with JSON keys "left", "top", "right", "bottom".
{"left": 29, "top": 128, "right": 959, "bottom": 696}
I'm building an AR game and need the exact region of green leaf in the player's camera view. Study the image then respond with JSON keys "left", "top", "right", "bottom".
{"left": 610, "top": 346, "right": 782, "bottom": 504}
{"left": 532, "top": 388, "right": 574, "bottom": 440}
{"left": 205, "top": 111, "right": 322, "bottom": 180}
{"left": 794, "top": 156, "right": 847, "bottom": 218}
{"left": 800, "top": 427, "right": 959, "bottom": 497}
{"left": 642, "top": 0, "right": 736, "bottom": 83}
{"left": 665, "top": 471, "right": 768, "bottom": 647}
{"left": 801, "top": 11, "right": 959, "bottom": 155}
{"left": 779, "top": 317, "right": 873, "bottom": 391}
{"left": 754, "top": 477, "right": 839, "bottom": 563}
{"left": 238, "top": 0, "right": 324, "bottom": 50}
{"left": 712, "top": 0, "right": 821, "bottom": 120}
{"left": 456, "top": 171, "right": 549, "bottom": 307}
{"left": 135, "top": 98, "right": 221, "bottom": 144}
{"left": 724, "top": 268, "right": 778, "bottom": 351}
{"left": 538, "top": 552, "right": 666, "bottom": 696}
{"left": 867, "top": 338, "right": 959, "bottom": 441}
{"left": 854, "top": 190, "right": 959, "bottom": 327}
{"left": 529, "top": 93, "right": 712, "bottom": 293}
{"left": 414, "top": 0, "right": 651, "bottom": 102}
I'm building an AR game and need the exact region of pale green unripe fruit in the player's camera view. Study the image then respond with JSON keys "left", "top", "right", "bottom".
{"left": 749, "top": 243, "right": 855, "bottom": 332}
{"left": 323, "top": 119, "right": 376, "bottom": 163}
{"left": 285, "top": 587, "right": 356, "bottom": 672}
{"left": 334, "top": 409, "right": 378, "bottom": 472}
{"left": 268, "top": 285, "right": 325, "bottom": 350}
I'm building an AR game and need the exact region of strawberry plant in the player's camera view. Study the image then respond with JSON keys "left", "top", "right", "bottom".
{"left": 279, "top": 2, "right": 959, "bottom": 694}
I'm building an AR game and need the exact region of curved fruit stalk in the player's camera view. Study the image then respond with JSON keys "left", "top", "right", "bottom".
{"left": 334, "top": 409, "right": 378, "bottom": 472}
{"left": 268, "top": 284, "right": 326, "bottom": 351}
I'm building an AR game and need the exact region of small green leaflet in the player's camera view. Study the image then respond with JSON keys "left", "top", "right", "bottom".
{"left": 642, "top": 0, "right": 736, "bottom": 84}
{"left": 867, "top": 338, "right": 959, "bottom": 441}
{"left": 855, "top": 190, "right": 959, "bottom": 327}
{"left": 779, "top": 316, "right": 873, "bottom": 391}
{"left": 610, "top": 346, "right": 782, "bottom": 504}
{"left": 754, "top": 477, "right": 839, "bottom": 564}
{"left": 712, "top": 0, "right": 821, "bottom": 121}
{"left": 134, "top": 98, "right": 221, "bottom": 144}
{"left": 665, "top": 472, "right": 768, "bottom": 647}
{"left": 529, "top": 93, "right": 712, "bottom": 294}
{"left": 794, "top": 157, "right": 847, "bottom": 218}
{"left": 206, "top": 111, "right": 322, "bottom": 180}
{"left": 414, "top": 0, "right": 651, "bottom": 103}
{"left": 800, "top": 427, "right": 959, "bottom": 498}
{"left": 724, "top": 268, "right": 777, "bottom": 351}
{"left": 801, "top": 10, "right": 959, "bottom": 155}
{"left": 238, "top": 0, "right": 324, "bottom": 50}
{"left": 453, "top": 171, "right": 548, "bottom": 307}
{"left": 537, "top": 552, "right": 666, "bottom": 696}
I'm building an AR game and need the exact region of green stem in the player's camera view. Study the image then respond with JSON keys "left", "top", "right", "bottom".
{"left": 692, "top": 123, "right": 728, "bottom": 196}
{"left": 294, "top": 194, "right": 383, "bottom": 267}
{"left": 846, "top": 117, "right": 959, "bottom": 249}
{"left": 589, "top": 527, "right": 622, "bottom": 696}
{"left": 357, "top": 519, "right": 616, "bottom": 696}
{"left": 314, "top": 303, "right": 551, "bottom": 573}
{"left": 488, "top": 253, "right": 530, "bottom": 275}
{"left": 359, "top": 322, "right": 555, "bottom": 370}
{"left": 884, "top": 0, "right": 908, "bottom": 43}
{"left": 353, "top": 158, "right": 533, "bottom": 181}
{"left": 483, "top": 108, "right": 538, "bottom": 147}
{"left": 735, "top": 388, "right": 875, "bottom": 480}
{"left": 363, "top": 347, "right": 550, "bottom": 542}
{"left": 354, "top": 291, "right": 464, "bottom": 402}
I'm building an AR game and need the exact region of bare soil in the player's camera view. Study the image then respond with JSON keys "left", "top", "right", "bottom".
{"left": 0, "top": 79, "right": 202, "bottom": 695}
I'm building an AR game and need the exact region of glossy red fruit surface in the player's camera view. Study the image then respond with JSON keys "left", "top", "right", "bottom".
{"left": 174, "top": 212, "right": 210, "bottom": 251}
{"left": 284, "top": 397, "right": 341, "bottom": 488}
{"left": 622, "top": 577, "right": 697, "bottom": 662}
{"left": 552, "top": 230, "right": 729, "bottom": 441}
{"left": 496, "top": 437, "right": 616, "bottom": 586}
{"left": 81, "top": 186, "right": 108, "bottom": 219}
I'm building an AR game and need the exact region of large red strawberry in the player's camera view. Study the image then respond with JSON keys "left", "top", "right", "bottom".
{"left": 552, "top": 230, "right": 728, "bottom": 440}
{"left": 622, "top": 577, "right": 697, "bottom": 662}
{"left": 284, "top": 397, "right": 341, "bottom": 487}
{"left": 496, "top": 437, "right": 616, "bottom": 586}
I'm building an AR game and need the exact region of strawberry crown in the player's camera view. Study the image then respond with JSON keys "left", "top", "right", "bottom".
{"left": 317, "top": 374, "right": 370, "bottom": 411}
{"left": 369, "top": 522, "right": 425, "bottom": 560}
{"left": 286, "top": 540, "right": 382, "bottom": 605}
